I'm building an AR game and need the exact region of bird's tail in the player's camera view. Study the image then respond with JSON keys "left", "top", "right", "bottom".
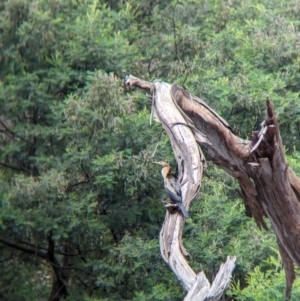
{"left": 178, "top": 203, "right": 189, "bottom": 219}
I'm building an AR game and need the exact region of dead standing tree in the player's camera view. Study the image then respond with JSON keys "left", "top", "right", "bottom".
{"left": 125, "top": 75, "right": 300, "bottom": 300}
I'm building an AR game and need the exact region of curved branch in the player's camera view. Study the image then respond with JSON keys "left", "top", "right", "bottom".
{"left": 125, "top": 74, "right": 300, "bottom": 299}
{"left": 125, "top": 75, "right": 236, "bottom": 300}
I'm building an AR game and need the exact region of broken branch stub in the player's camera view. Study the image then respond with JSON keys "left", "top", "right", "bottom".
{"left": 125, "top": 75, "right": 236, "bottom": 300}
{"left": 246, "top": 99, "right": 300, "bottom": 298}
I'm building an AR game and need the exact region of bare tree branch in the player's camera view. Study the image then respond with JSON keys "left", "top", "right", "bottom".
{"left": 124, "top": 74, "right": 152, "bottom": 90}
{"left": 125, "top": 74, "right": 300, "bottom": 300}
{"left": 125, "top": 75, "right": 236, "bottom": 300}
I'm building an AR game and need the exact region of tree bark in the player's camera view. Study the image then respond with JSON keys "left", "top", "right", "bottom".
{"left": 125, "top": 75, "right": 236, "bottom": 300}
{"left": 48, "top": 234, "right": 76, "bottom": 301}
{"left": 124, "top": 74, "right": 300, "bottom": 300}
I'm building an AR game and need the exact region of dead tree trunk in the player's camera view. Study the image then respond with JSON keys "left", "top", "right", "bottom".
{"left": 124, "top": 75, "right": 300, "bottom": 300}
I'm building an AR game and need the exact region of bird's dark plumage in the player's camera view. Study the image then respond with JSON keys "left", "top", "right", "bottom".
{"left": 154, "top": 161, "right": 189, "bottom": 218}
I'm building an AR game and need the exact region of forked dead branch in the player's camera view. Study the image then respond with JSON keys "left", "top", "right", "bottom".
{"left": 124, "top": 75, "right": 300, "bottom": 300}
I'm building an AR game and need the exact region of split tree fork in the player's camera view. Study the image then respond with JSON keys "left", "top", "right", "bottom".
{"left": 125, "top": 74, "right": 300, "bottom": 300}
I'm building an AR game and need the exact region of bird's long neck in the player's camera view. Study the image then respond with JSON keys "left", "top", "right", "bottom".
{"left": 161, "top": 166, "right": 171, "bottom": 179}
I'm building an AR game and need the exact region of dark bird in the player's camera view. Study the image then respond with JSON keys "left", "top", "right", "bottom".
{"left": 154, "top": 161, "right": 189, "bottom": 218}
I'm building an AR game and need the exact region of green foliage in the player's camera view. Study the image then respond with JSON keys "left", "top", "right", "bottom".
{"left": 1, "top": 0, "right": 300, "bottom": 300}
{"left": 132, "top": 0, "right": 300, "bottom": 147}
{"left": 229, "top": 254, "right": 300, "bottom": 301}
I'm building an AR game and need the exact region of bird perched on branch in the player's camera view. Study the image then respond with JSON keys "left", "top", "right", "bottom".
{"left": 154, "top": 161, "right": 189, "bottom": 218}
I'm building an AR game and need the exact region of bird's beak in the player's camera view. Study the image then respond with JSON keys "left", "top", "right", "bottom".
{"left": 153, "top": 161, "right": 169, "bottom": 167}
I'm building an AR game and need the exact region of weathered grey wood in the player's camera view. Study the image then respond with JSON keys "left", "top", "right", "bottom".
{"left": 184, "top": 257, "right": 236, "bottom": 301}
{"left": 246, "top": 100, "right": 300, "bottom": 298}
{"left": 154, "top": 81, "right": 203, "bottom": 291}
{"left": 124, "top": 75, "right": 300, "bottom": 299}
{"left": 125, "top": 75, "right": 237, "bottom": 300}
{"left": 169, "top": 87, "right": 300, "bottom": 298}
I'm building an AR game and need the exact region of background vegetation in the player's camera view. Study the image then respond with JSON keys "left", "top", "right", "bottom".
{"left": 1, "top": 0, "right": 300, "bottom": 300}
